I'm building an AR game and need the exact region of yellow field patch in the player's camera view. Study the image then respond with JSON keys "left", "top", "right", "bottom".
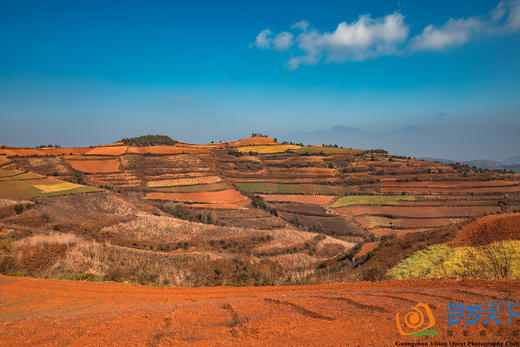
{"left": 236, "top": 144, "right": 301, "bottom": 154}
{"left": 33, "top": 182, "right": 84, "bottom": 193}
{"left": 147, "top": 176, "right": 222, "bottom": 187}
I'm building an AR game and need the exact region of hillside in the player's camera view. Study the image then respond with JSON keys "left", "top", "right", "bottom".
{"left": 1, "top": 135, "right": 520, "bottom": 285}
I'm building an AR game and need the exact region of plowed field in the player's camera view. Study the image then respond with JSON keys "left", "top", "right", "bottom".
{"left": 1, "top": 276, "right": 518, "bottom": 346}
{"left": 66, "top": 159, "right": 120, "bottom": 173}
{"left": 259, "top": 194, "right": 336, "bottom": 206}
{"left": 145, "top": 189, "right": 248, "bottom": 204}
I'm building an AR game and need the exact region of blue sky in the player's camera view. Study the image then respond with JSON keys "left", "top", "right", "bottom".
{"left": 1, "top": 0, "right": 519, "bottom": 160}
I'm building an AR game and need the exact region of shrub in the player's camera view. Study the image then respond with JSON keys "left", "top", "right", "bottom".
{"left": 14, "top": 204, "right": 25, "bottom": 214}
{"left": 197, "top": 210, "right": 218, "bottom": 225}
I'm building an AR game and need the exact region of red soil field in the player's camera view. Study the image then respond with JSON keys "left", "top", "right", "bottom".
{"left": 449, "top": 212, "right": 520, "bottom": 247}
{"left": 229, "top": 177, "right": 342, "bottom": 183}
{"left": 380, "top": 186, "right": 520, "bottom": 193}
{"left": 0, "top": 147, "right": 93, "bottom": 156}
{"left": 86, "top": 146, "right": 129, "bottom": 155}
{"left": 370, "top": 227, "right": 433, "bottom": 237}
{"left": 355, "top": 215, "right": 465, "bottom": 229}
{"left": 66, "top": 159, "right": 120, "bottom": 173}
{"left": 1, "top": 276, "right": 518, "bottom": 346}
{"left": 335, "top": 205, "right": 500, "bottom": 218}
{"left": 378, "top": 180, "right": 520, "bottom": 187}
{"left": 127, "top": 146, "right": 208, "bottom": 154}
{"left": 145, "top": 189, "right": 248, "bottom": 204}
{"left": 190, "top": 203, "right": 246, "bottom": 209}
{"left": 259, "top": 194, "right": 336, "bottom": 207}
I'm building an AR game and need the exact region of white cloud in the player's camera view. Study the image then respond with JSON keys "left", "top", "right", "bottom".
{"left": 273, "top": 32, "right": 294, "bottom": 50}
{"left": 255, "top": 29, "right": 272, "bottom": 49}
{"left": 254, "top": 0, "right": 520, "bottom": 69}
{"left": 409, "top": 17, "right": 484, "bottom": 51}
{"left": 291, "top": 20, "right": 309, "bottom": 31}
{"left": 255, "top": 29, "right": 294, "bottom": 50}
{"left": 503, "top": 0, "right": 520, "bottom": 30}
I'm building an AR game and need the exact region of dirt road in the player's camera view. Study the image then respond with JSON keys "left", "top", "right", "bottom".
{"left": 1, "top": 275, "right": 519, "bottom": 346}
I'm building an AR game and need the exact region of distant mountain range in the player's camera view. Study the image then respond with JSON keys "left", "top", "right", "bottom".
{"left": 283, "top": 125, "right": 520, "bottom": 173}
{"left": 420, "top": 157, "right": 520, "bottom": 173}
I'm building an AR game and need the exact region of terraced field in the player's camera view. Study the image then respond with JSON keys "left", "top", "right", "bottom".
{"left": 0, "top": 168, "right": 98, "bottom": 199}
{"left": 1, "top": 136, "right": 519, "bottom": 290}
{"left": 65, "top": 158, "right": 121, "bottom": 173}
{"left": 259, "top": 194, "right": 336, "bottom": 206}
{"left": 237, "top": 182, "right": 350, "bottom": 195}
{"left": 146, "top": 188, "right": 249, "bottom": 205}
{"left": 236, "top": 144, "right": 301, "bottom": 153}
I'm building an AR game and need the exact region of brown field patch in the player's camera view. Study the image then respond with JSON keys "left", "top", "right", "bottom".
{"left": 449, "top": 212, "right": 520, "bottom": 247}
{"left": 229, "top": 177, "right": 342, "bottom": 183}
{"left": 66, "top": 159, "right": 120, "bottom": 173}
{"left": 336, "top": 205, "right": 500, "bottom": 218}
{"left": 355, "top": 215, "right": 465, "bottom": 229}
{"left": 378, "top": 180, "right": 520, "bottom": 187}
{"left": 228, "top": 136, "right": 277, "bottom": 146}
{"left": 189, "top": 203, "right": 245, "bottom": 209}
{"left": 353, "top": 241, "right": 380, "bottom": 261}
{"left": 145, "top": 189, "right": 248, "bottom": 204}
{"left": 370, "top": 227, "right": 434, "bottom": 237}
{"left": 0, "top": 156, "right": 11, "bottom": 166}
{"left": 259, "top": 194, "right": 336, "bottom": 206}
{"left": 379, "top": 186, "right": 520, "bottom": 193}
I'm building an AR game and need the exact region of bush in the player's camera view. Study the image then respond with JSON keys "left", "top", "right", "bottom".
{"left": 197, "top": 210, "right": 218, "bottom": 225}
{"left": 14, "top": 204, "right": 25, "bottom": 214}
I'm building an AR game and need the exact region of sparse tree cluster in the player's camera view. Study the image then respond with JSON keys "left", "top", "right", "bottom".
{"left": 120, "top": 135, "right": 177, "bottom": 146}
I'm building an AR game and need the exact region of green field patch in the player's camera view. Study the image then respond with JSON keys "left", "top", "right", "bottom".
{"left": 0, "top": 172, "right": 44, "bottom": 181}
{"left": 369, "top": 216, "right": 390, "bottom": 227}
{"left": 332, "top": 195, "right": 422, "bottom": 207}
{"left": 0, "top": 178, "right": 98, "bottom": 199}
{"left": 151, "top": 182, "right": 230, "bottom": 193}
{"left": 386, "top": 241, "right": 520, "bottom": 280}
{"left": 0, "top": 168, "right": 24, "bottom": 178}
{"left": 236, "top": 182, "right": 351, "bottom": 195}
{"left": 293, "top": 146, "right": 366, "bottom": 155}
{"left": 34, "top": 182, "right": 85, "bottom": 193}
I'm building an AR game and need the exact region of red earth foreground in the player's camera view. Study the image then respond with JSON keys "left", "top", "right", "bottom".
{"left": 1, "top": 275, "right": 519, "bottom": 346}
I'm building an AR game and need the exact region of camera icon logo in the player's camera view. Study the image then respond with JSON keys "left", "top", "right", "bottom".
{"left": 395, "top": 302, "right": 438, "bottom": 336}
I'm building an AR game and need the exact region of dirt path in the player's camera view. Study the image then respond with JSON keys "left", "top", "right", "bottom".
{"left": 1, "top": 276, "right": 519, "bottom": 346}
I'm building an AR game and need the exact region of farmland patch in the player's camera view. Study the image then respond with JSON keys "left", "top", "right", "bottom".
{"left": 237, "top": 182, "right": 350, "bottom": 195}
{"left": 332, "top": 195, "right": 422, "bottom": 207}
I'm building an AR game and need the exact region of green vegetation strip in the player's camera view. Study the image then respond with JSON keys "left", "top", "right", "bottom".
{"left": 332, "top": 195, "right": 422, "bottom": 207}
{"left": 0, "top": 168, "right": 24, "bottom": 178}
{"left": 236, "top": 182, "right": 351, "bottom": 195}
{"left": 151, "top": 182, "right": 230, "bottom": 193}
{"left": 0, "top": 179, "right": 98, "bottom": 199}
{"left": 0, "top": 172, "right": 43, "bottom": 181}
{"left": 386, "top": 241, "right": 520, "bottom": 280}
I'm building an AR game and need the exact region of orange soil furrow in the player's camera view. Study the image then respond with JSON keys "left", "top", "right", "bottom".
{"left": 1, "top": 276, "right": 519, "bottom": 346}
